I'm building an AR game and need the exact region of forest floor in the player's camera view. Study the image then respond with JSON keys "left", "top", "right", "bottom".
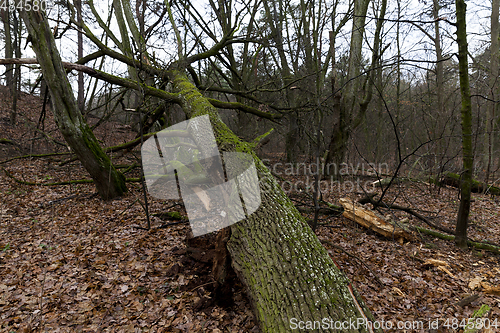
{"left": 0, "top": 88, "right": 499, "bottom": 332}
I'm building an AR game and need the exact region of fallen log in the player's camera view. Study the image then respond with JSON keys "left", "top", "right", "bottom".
{"left": 371, "top": 176, "right": 429, "bottom": 188}
{"left": 413, "top": 226, "right": 500, "bottom": 254}
{"left": 2, "top": 167, "right": 141, "bottom": 186}
{"left": 0, "top": 151, "right": 71, "bottom": 165}
{"left": 431, "top": 172, "right": 500, "bottom": 195}
{"left": 339, "top": 197, "right": 414, "bottom": 243}
{"left": 0, "top": 138, "right": 17, "bottom": 145}
{"left": 358, "top": 194, "right": 455, "bottom": 234}
{"left": 339, "top": 198, "right": 500, "bottom": 253}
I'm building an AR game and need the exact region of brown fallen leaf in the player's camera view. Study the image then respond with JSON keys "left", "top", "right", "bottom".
{"left": 132, "top": 300, "right": 144, "bottom": 312}
{"left": 437, "top": 265, "right": 456, "bottom": 279}
{"left": 480, "top": 280, "right": 492, "bottom": 289}
{"left": 423, "top": 259, "right": 450, "bottom": 268}
{"left": 392, "top": 287, "right": 406, "bottom": 297}
{"left": 468, "top": 276, "right": 483, "bottom": 290}
{"left": 423, "top": 259, "right": 455, "bottom": 278}
{"left": 483, "top": 285, "right": 500, "bottom": 296}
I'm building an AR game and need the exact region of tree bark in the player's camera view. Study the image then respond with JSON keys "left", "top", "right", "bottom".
{"left": 170, "top": 69, "right": 380, "bottom": 332}
{"left": 431, "top": 172, "right": 500, "bottom": 195}
{"left": 76, "top": 0, "right": 85, "bottom": 113}
{"left": 485, "top": 0, "right": 499, "bottom": 184}
{"left": 11, "top": 10, "right": 21, "bottom": 125}
{"left": 19, "top": 9, "right": 127, "bottom": 200}
{"left": 454, "top": 0, "right": 473, "bottom": 249}
{"left": 325, "top": 0, "right": 371, "bottom": 178}
{"left": 1, "top": 6, "right": 13, "bottom": 92}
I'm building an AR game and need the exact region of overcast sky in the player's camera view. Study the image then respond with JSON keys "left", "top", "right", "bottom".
{"left": 15, "top": 0, "right": 498, "bottom": 94}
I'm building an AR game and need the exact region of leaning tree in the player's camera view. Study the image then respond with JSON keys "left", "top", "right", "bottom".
{"left": 11, "top": 1, "right": 383, "bottom": 331}
{"left": 17, "top": 8, "right": 127, "bottom": 200}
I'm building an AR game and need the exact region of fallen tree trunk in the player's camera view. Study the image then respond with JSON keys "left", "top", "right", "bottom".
{"left": 171, "top": 70, "right": 381, "bottom": 332}
{"left": 0, "top": 138, "right": 17, "bottom": 145}
{"left": 0, "top": 152, "right": 71, "bottom": 165}
{"left": 431, "top": 172, "right": 500, "bottom": 195}
{"left": 1, "top": 167, "right": 140, "bottom": 186}
{"left": 341, "top": 197, "right": 500, "bottom": 254}
{"left": 358, "top": 194, "right": 455, "bottom": 234}
{"left": 339, "top": 197, "right": 414, "bottom": 243}
{"left": 413, "top": 225, "right": 500, "bottom": 254}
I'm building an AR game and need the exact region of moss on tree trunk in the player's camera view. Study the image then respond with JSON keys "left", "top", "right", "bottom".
{"left": 20, "top": 9, "right": 126, "bottom": 200}
{"left": 170, "top": 69, "right": 380, "bottom": 332}
{"left": 431, "top": 172, "right": 500, "bottom": 196}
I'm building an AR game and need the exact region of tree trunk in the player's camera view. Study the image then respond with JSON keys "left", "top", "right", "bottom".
{"left": 20, "top": 9, "right": 127, "bottom": 200}
{"left": 113, "top": 0, "right": 134, "bottom": 70}
{"left": 454, "top": 0, "right": 473, "bottom": 250}
{"left": 1, "top": 6, "right": 13, "bottom": 93}
{"left": 11, "top": 10, "right": 21, "bottom": 125}
{"left": 76, "top": 0, "right": 85, "bottom": 112}
{"left": 432, "top": 0, "right": 445, "bottom": 171}
{"left": 485, "top": 0, "right": 499, "bottom": 184}
{"left": 170, "top": 69, "right": 380, "bottom": 333}
{"left": 285, "top": 112, "right": 300, "bottom": 162}
{"left": 433, "top": 0, "right": 444, "bottom": 118}
{"left": 113, "top": 0, "right": 138, "bottom": 85}
{"left": 325, "top": 0, "right": 371, "bottom": 178}
{"left": 263, "top": 0, "right": 300, "bottom": 163}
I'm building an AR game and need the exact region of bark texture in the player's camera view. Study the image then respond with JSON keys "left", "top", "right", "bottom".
{"left": 485, "top": 0, "right": 499, "bottom": 183}
{"left": 20, "top": 9, "right": 127, "bottom": 200}
{"left": 454, "top": 0, "right": 473, "bottom": 249}
{"left": 170, "top": 69, "right": 380, "bottom": 332}
{"left": 1, "top": 7, "right": 13, "bottom": 91}
{"left": 326, "top": 0, "right": 371, "bottom": 178}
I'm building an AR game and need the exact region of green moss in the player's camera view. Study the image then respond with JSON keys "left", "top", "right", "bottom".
{"left": 170, "top": 69, "right": 378, "bottom": 332}
{"left": 464, "top": 304, "right": 491, "bottom": 333}
{"left": 170, "top": 70, "right": 255, "bottom": 155}
{"left": 472, "top": 250, "right": 483, "bottom": 258}
{"left": 166, "top": 211, "right": 182, "bottom": 219}
{"left": 80, "top": 124, "right": 127, "bottom": 196}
